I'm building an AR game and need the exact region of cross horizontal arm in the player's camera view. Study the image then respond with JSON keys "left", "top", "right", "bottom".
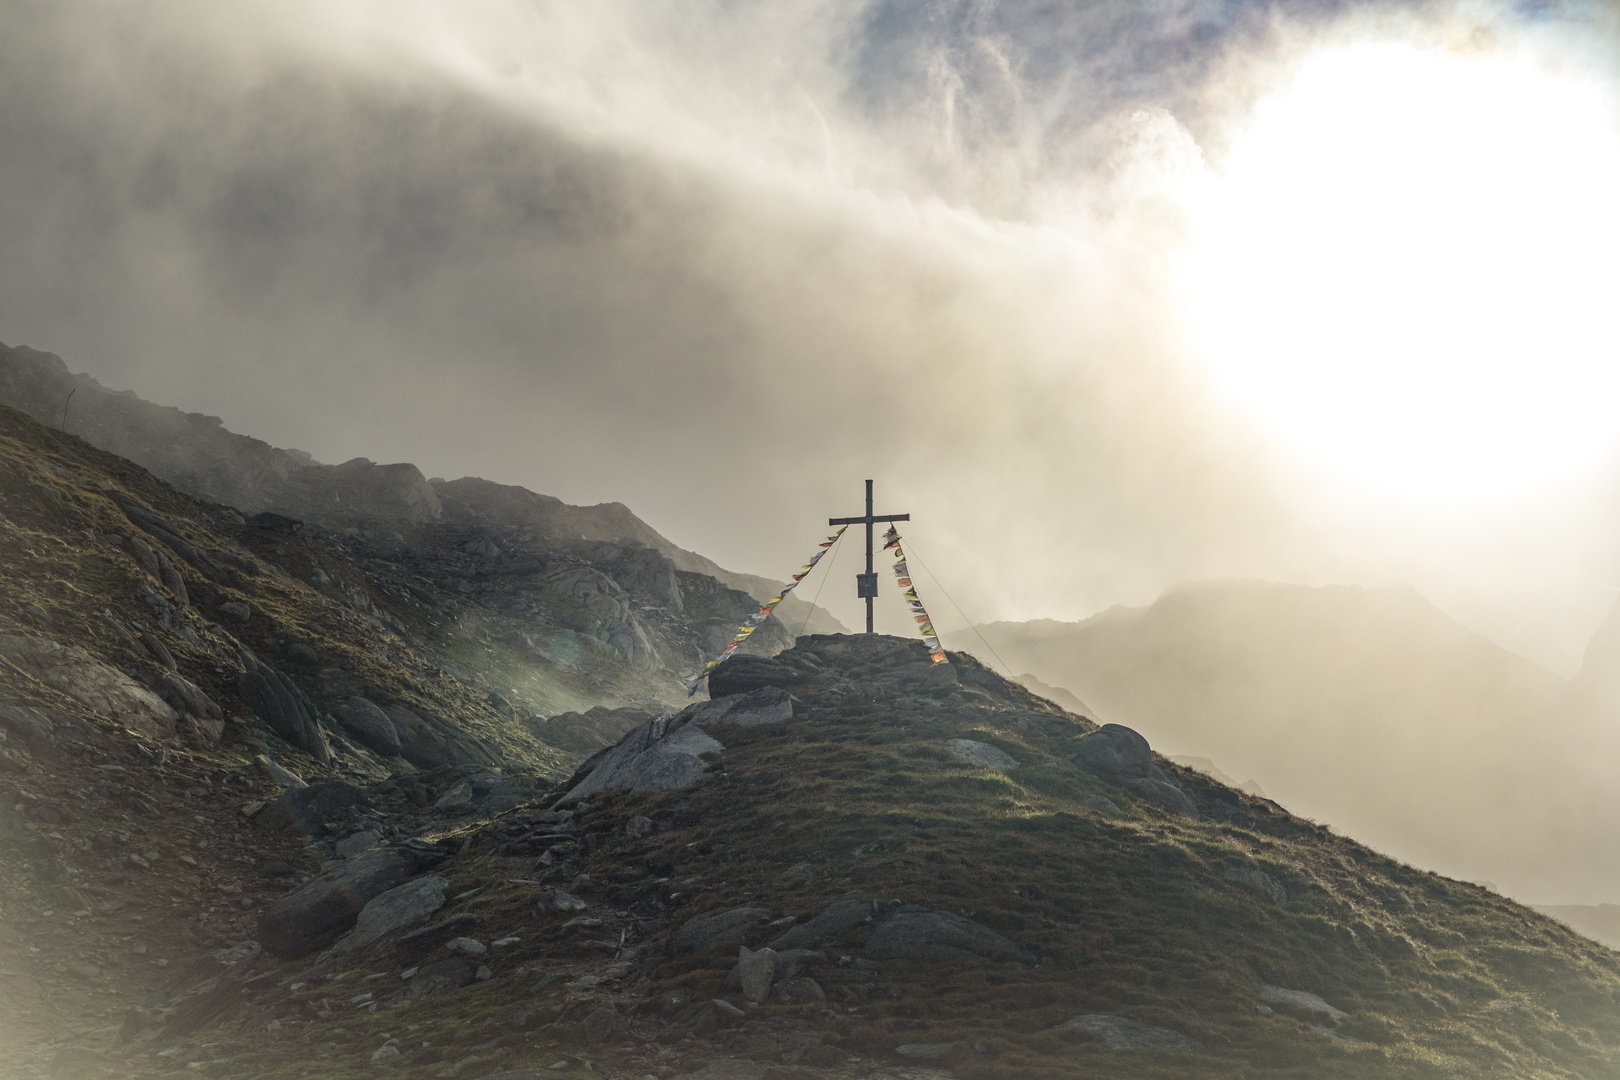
{"left": 828, "top": 513, "right": 911, "bottom": 525}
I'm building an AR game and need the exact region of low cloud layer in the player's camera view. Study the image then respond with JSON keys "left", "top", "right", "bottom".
{"left": 2, "top": 0, "right": 1619, "bottom": 667}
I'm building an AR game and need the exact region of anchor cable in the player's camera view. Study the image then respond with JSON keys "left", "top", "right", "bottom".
{"left": 796, "top": 527, "right": 845, "bottom": 639}
{"left": 892, "top": 534, "right": 1016, "bottom": 679}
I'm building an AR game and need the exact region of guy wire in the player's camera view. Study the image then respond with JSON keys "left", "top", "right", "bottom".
{"left": 896, "top": 534, "right": 1015, "bottom": 679}
{"left": 797, "top": 527, "right": 845, "bottom": 639}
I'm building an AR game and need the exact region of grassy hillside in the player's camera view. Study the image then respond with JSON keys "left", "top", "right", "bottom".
{"left": 105, "top": 635, "right": 1620, "bottom": 1080}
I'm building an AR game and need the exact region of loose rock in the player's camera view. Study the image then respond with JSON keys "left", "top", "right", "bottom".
{"left": 737, "top": 946, "right": 776, "bottom": 1004}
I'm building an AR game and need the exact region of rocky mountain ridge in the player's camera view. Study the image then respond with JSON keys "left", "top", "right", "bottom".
{"left": 0, "top": 340, "right": 843, "bottom": 640}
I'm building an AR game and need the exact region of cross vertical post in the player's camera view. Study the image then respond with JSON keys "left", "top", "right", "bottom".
{"left": 830, "top": 479, "right": 910, "bottom": 634}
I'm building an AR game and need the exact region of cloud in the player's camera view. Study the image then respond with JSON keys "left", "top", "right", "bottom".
{"left": 0, "top": 0, "right": 1617, "bottom": 664}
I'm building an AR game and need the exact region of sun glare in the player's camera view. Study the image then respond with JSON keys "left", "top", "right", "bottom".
{"left": 1186, "top": 40, "right": 1620, "bottom": 500}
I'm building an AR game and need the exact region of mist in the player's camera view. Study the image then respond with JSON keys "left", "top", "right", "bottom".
{"left": 3, "top": 0, "right": 1620, "bottom": 668}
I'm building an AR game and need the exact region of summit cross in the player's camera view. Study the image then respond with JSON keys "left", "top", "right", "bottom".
{"left": 829, "top": 479, "right": 910, "bottom": 634}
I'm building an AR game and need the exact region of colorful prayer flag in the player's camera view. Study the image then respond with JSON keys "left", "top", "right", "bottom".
{"left": 882, "top": 526, "right": 948, "bottom": 666}
{"left": 688, "top": 526, "right": 848, "bottom": 694}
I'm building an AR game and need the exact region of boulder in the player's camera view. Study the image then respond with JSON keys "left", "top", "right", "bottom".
{"left": 864, "top": 909, "right": 1027, "bottom": 963}
{"left": 128, "top": 537, "right": 161, "bottom": 578}
{"left": 675, "top": 906, "right": 772, "bottom": 952}
{"left": 238, "top": 656, "right": 330, "bottom": 763}
{"left": 1072, "top": 723, "right": 1197, "bottom": 816}
{"left": 153, "top": 672, "right": 223, "bottom": 724}
{"left": 690, "top": 687, "right": 795, "bottom": 728}
{"left": 328, "top": 875, "right": 447, "bottom": 955}
{"left": 336, "top": 696, "right": 402, "bottom": 756}
{"left": 707, "top": 654, "right": 799, "bottom": 698}
{"left": 382, "top": 703, "right": 502, "bottom": 770}
{"left": 1047, "top": 1014, "right": 1199, "bottom": 1050}
{"left": 769, "top": 900, "right": 872, "bottom": 951}
{"left": 562, "top": 712, "right": 724, "bottom": 801}
{"left": 0, "top": 634, "right": 177, "bottom": 739}
{"left": 945, "top": 738, "right": 1020, "bottom": 772}
{"left": 257, "top": 848, "right": 418, "bottom": 955}
{"left": 737, "top": 946, "right": 776, "bottom": 1004}
{"left": 1072, "top": 724, "right": 1152, "bottom": 779}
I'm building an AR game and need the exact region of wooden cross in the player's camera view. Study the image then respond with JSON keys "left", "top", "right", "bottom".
{"left": 830, "top": 479, "right": 910, "bottom": 634}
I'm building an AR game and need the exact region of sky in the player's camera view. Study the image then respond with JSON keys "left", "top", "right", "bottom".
{"left": 3, "top": 0, "right": 1620, "bottom": 672}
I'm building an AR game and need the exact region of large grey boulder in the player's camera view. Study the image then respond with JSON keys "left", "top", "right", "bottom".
{"left": 674, "top": 906, "right": 772, "bottom": 952}
{"left": 337, "top": 696, "right": 402, "bottom": 756}
{"left": 0, "top": 634, "right": 177, "bottom": 740}
{"left": 690, "top": 687, "right": 795, "bottom": 728}
{"left": 328, "top": 876, "right": 448, "bottom": 955}
{"left": 382, "top": 702, "right": 502, "bottom": 770}
{"left": 769, "top": 899, "right": 872, "bottom": 951}
{"left": 257, "top": 848, "right": 419, "bottom": 955}
{"left": 706, "top": 654, "right": 801, "bottom": 697}
{"left": 1073, "top": 723, "right": 1197, "bottom": 817}
{"left": 1072, "top": 724, "right": 1152, "bottom": 778}
{"left": 946, "top": 738, "right": 1020, "bottom": 772}
{"left": 238, "top": 655, "right": 330, "bottom": 763}
{"left": 563, "top": 712, "right": 724, "bottom": 801}
{"left": 737, "top": 946, "right": 776, "bottom": 1004}
{"left": 1048, "top": 1014, "right": 1199, "bottom": 1050}
{"left": 865, "top": 909, "right": 1027, "bottom": 963}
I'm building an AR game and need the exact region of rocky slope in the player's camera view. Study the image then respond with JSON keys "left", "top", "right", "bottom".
{"left": 944, "top": 581, "right": 1616, "bottom": 901}
{"left": 0, "top": 340, "right": 843, "bottom": 639}
{"left": 16, "top": 625, "right": 1620, "bottom": 1080}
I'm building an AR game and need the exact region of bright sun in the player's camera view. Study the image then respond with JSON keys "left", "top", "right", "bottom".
{"left": 1185, "top": 40, "right": 1620, "bottom": 500}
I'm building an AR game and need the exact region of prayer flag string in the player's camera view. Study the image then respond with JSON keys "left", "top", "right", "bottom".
{"left": 687, "top": 526, "right": 848, "bottom": 696}
{"left": 882, "top": 525, "right": 948, "bottom": 664}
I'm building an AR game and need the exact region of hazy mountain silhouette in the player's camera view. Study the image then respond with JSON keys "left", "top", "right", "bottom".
{"left": 949, "top": 580, "right": 1620, "bottom": 903}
